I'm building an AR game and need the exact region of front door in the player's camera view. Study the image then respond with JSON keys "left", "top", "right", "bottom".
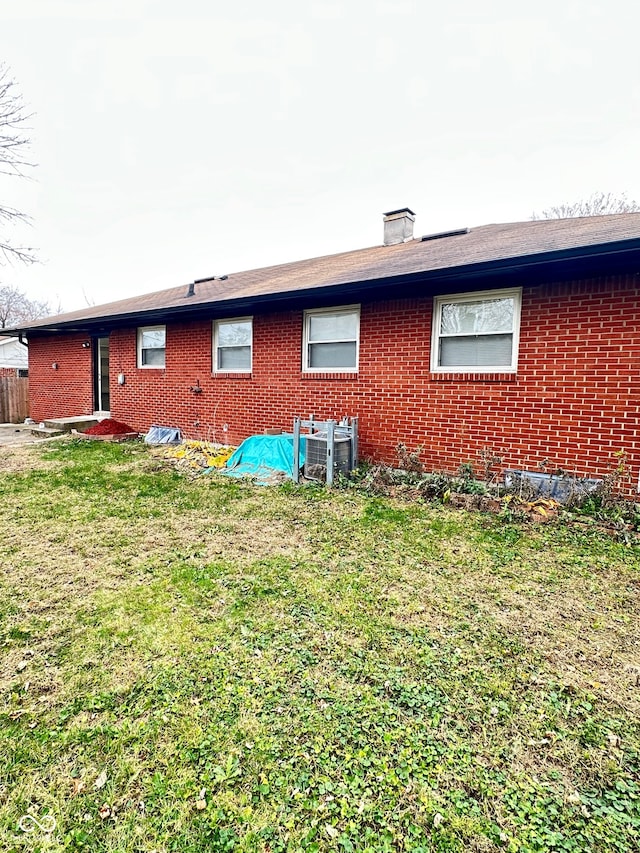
{"left": 96, "top": 337, "right": 110, "bottom": 412}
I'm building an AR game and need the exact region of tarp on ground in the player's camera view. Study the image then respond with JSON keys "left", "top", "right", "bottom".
{"left": 145, "top": 425, "right": 181, "bottom": 444}
{"left": 218, "top": 433, "right": 306, "bottom": 482}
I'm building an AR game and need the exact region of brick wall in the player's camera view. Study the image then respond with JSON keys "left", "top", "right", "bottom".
{"left": 27, "top": 274, "right": 640, "bottom": 488}
{"left": 28, "top": 333, "right": 94, "bottom": 420}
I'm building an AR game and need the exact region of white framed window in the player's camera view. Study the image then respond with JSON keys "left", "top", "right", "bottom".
{"left": 213, "top": 317, "right": 253, "bottom": 372}
{"left": 430, "top": 288, "right": 521, "bottom": 373}
{"left": 303, "top": 305, "right": 360, "bottom": 372}
{"left": 138, "top": 325, "right": 166, "bottom": 368}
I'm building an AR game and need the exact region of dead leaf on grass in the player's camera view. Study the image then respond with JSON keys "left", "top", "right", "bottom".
{"left": 93, "top": 770, "right": 107, "bottom": 790}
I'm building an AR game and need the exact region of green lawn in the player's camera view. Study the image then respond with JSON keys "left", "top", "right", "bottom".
{"left": 0, "top": 439, "right": 638, "bottom": 852}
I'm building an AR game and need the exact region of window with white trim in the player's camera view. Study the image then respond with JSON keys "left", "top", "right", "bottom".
{"left": 303, "top": 306, "right": 360, "bottom": 371}
{"left": 137, "top": 325, "right": 166, "bottom": 368}
{"left": 213, "top": 317, "right": 253, "bottom": 372}
{"left": 431, "top": 288, "right": 521, "bottom": 372}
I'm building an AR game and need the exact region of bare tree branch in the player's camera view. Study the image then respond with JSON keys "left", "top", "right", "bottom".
{"left": 0, "top": 64, "right": 36, "bottom": 266}
{"left": 81, "top": 287, "right": 96, "bottom": 307}
{"left": 0, "top": 284, "right": 49, "bottom": 329}
{"left": 0, "top": 243, "right": 37, "bottom": 265}
{"left": 532, "top": 191, "right": 640, "bottom": 220}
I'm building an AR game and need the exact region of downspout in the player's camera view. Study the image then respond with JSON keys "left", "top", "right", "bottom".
{"left": 18, "top": 333, "right": 28, "bottom": 348}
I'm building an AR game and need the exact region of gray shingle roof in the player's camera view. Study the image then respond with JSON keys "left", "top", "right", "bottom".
{"left": 11, "top": 213, "right": 640, "bottom": 333}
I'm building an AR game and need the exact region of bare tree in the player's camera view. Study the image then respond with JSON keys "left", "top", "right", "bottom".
{"left": 532, "top": 191, "right": 640, "bottom": 220}
{"left": 0, "top": 64, "right": 36, "bottom": 265}
{"left": 0, "top": 284, "right": 49, "bottom": 329}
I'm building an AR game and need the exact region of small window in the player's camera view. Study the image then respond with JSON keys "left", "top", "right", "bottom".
{"left": 16, "top": 368, "right": 28, "bottom": 378}
{"left": 431, "top": 288, "right": 521, "bottom": 373}
{"left": 303, "top": 306, "right": 360, "bottom": 371}
{"left": 214, "top": 317, "right": 252, "bottom": 372}
{"left": 138, "top": 325, "right": 166, "bottom": 368}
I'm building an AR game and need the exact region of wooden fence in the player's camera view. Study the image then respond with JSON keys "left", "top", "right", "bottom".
{"left": 0, "top": 376, "right": 29, "bottom": 423}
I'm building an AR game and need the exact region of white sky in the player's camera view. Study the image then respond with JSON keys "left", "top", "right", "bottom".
{"left": 2, "top": 0, "right": 640, "bottom": 314}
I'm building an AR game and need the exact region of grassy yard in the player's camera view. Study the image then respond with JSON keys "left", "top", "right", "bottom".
{"left": 0, "top": 439, "right": 638, "bottom": 853}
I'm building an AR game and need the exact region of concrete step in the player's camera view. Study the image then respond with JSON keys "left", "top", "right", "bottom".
{"left": 43, "top": 416, "right": 99, "bottom": 433}
{"left": 30, "top": 426, "right": 65, "bottom": 438}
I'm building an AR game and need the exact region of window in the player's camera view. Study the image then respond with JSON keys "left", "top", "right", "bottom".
{"left": 431, "top": 288, "right": 521, "bottom": 372}
{"left": 214, "top": 317, "right": 252, "bottom": 371}
{"left": 138, "top": 325, "right": 166, "bottom": 368}
{"left": 303, "top": 306, "right": 360, "bottom": 371}
{"left": 16, "top": 368, "right": 28, "bottom": 378}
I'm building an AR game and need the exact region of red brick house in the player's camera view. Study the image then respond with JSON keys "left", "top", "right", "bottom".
{"left": 8, "top": 209, "right": 640, "bottom": 489}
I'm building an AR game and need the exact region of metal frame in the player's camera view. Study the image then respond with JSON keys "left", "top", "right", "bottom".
{"left": 292, "top": 416, "right": 358, "bottom": 486}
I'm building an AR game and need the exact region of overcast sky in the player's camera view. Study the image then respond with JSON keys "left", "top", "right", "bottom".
{"left": 2, "top": 0, "right": 640, "bottom": 314}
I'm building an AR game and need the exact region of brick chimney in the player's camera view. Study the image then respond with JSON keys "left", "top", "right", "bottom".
{"left": 383, "top": 207, "right": 415, "bottom": 245}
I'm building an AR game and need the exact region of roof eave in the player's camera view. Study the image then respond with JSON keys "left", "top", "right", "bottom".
{"left": 12, "top": 238, "right": 640, "bottom": 336}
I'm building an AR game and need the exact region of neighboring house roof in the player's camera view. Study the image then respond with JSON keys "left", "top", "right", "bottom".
{"left": 8, "top": 213, "right": 640, "bottom": 335}
{"left": 0, "top": 335, "right": 29, "bottom": 368}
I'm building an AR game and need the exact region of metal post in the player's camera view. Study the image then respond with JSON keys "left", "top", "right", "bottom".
{"left": 293, "top": 417, "right": 301, "bottom": 483}
{"left": 326, "top": 419, "right": 335, "bottom": 487}
{"left": 351, "top": 417, "right": 359, "bottom": 470}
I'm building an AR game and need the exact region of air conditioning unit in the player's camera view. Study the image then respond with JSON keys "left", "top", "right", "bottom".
{"left": 292, "top": 416, "right": 358, "bottom": 486}
{"left": 304, "top": 433, "right": 352, "bottom": 481}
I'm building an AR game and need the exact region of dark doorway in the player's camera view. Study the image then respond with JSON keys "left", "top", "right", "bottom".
{"left": 95, "top": 337, "right": 110, "bottom": 412}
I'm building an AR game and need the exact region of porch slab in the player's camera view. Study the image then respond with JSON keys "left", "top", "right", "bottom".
{"left": 43, "top": 416, "right": 99, "bottom": 433}
{"left": 30, "top": 426, "right": 65, "bottom": 438}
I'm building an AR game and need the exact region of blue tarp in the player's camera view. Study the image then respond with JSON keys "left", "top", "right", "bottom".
{"left": 220, "top": 434, "right": 306, "bottom": 482}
